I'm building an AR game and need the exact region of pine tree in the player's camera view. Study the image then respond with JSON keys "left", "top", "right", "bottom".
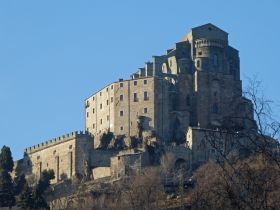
{"left": 0, "top": 146, "right": 14, "bottom": 172}
{"left": 17, "top": 182, "right": 34, "bottom": 210}
{"left": 14, "top": 174, "right": 27, "bottom": 196}
{"left": 31, "top": 169, "right": 55, "bottom": 210}
{"left": 0, "top": 169, "right": 16, "bottom": 207}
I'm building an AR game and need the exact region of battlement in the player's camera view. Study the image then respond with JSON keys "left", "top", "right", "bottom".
{"left": 24, "top": 131, "right": 91, "bottom": 154}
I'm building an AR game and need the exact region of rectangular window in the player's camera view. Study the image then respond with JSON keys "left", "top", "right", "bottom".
{"left": 107, "top": 100, "right": 109, "bottom": 105}
{"left": 144, "top": 108, "right": 148, "bottom": 113}
{"left": 120, "top": 83, "right": 123, "bottom": 88}
{"left": 144, "top": 91, "right": 148, "bottom": 101}
{"left": 120, "top": 126, "right": 123, "bottom": 131}
{"left": 106, "top": 88, "right": 109, "bottom": 92}
{"left": 120, "top": 95, "right": 123, "bottom": 101}
{"left": 111, "top": 85, "right": 114, "bottom": 89}
{"left": 100, "top": 92, "right": 102, "bottom": 96}
{"left": 100, "top": 104, "right": 102, "bottom": 109}
{"left": 86, "top": 112, "right": 89, "bottom": 117}
{"left": 120, "top": 111, "right": 124, "bottom": 116}
{"left": 93, "top": 124, "right": 95, "bottom": 129}
{"left": 100, "top": 119, "right": 103, "bottom": 124}
{"left": 111, "top": 97, "right": 113, "bottom": 103}
{"left": 133, "top": 93, "right": 138, "bottom": 102}
{"left": 93, "top": 108, "right": 95, "bottom": 114}
{"left": 92, "top": 97, "right": 95, "bottom": 101}
{"left": 134, "top": 81, "right": 137, "bottom": 86}
{"left": 144, "top": 80, "right": 147, "bottom": 85}
{"left": 107, "top": 115, "right": 109, "bottom": 121}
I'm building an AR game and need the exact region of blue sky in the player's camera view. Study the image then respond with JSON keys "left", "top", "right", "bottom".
{"left": 0, "top": 0, "right": 279, "bottom": 160}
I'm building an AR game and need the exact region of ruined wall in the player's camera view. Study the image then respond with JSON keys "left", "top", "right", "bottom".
{"left": 111, "top": 153, "right": 141, "bottom": 180}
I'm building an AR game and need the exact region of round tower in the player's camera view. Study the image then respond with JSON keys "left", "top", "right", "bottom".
{"left": 194, "top": 38, "right": 227, "bottom": 73}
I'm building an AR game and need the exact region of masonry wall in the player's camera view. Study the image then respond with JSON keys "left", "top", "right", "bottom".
{"left": 22, "top": 133, "right": 93, "bottom": 184}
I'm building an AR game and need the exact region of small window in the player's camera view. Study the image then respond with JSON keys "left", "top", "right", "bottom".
{"left": 92, "top": 97, "right": 95, "bottom": 101}
{"left": 100, "top": 104, "right": 102, "bottom": 109}
{"left": 213, "top": 54, "right": 218, "bottom": 66}
{"left": 106, "top": 88, "right": 109, "bottom": 92}
{"left": 134, "top": 81, "right": 137, "bottom": 86}
{"left": 120, "top": 126, "right": 123, "bottom": 131}
{"left": 170, "top": 60, "right": 172, "bottom": 67}
{"left": 120, "top": 95, "right": 123, "bottom": 101}
{"left": 107, "top": 100, "right": 109, "bottom": 105}
{"left": 111, "top": 97, "right": 113, "bottom": 103}
{"left": 111, "top": 85, "right": 114, "bottom": 90}
{"left": 198, "top": 51, "right": 202, "bottom": 56}
{"left": 100, "top": 119, "right": 103, "bottom": 124}
{"left": 37, "top": 156, "right": 40, "bottom": 160}
{"left": 120, "top": 111, "right": 124, "bottom": 116}
{"left": 93, "top": 123, "right": 95, "bottom": 129}
{"left": 144, "top": 108, "right": 148, "bottom": 113}
{"left": 100, "top": 92, "right": 102, "bottom": 96}
{"left": 196, "top": 60, "right": 200, "bottom": 68}
{"left": 86, "top": 112, "right": 89, "bottom": 117}
{"left": 186, "top": 95, "right": 191, "bottom": 106}
{"left": 107, "top": 115, "right": 109, "bottom": 121}
{"left": 133, "top": 93, "right": 138, "bottom": 102}
{"left": 69, "top": 145, "right": 72, "bottom": 149}
{"left": 120, "top": 83, "right": 123, "bottom": 88}
{"left": 144, "top": 91, "right": 148, "bottom": 101}
{"left": 144, "top": 80, "right": 147, "bottom": 85}
{"left": 213, "top": 103, "right": 219, "bottom": 114}
{"left": 93, "top": 108, "right": 95, "bottom": 114}
{"left": 53, "top": 150, "right": 56, "bottom": 155}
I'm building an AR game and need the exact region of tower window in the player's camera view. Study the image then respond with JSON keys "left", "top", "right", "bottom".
{"left": 120, "top": 111, "right": 124, "bottom": 116}
{"left": 92, "top": 97, "right": 95, "bottom": 101}
{"left": 213, "top": 54, "right": 218, "bottom": 66}
{"left": 196, "top": 60, "right": 200, "bottom": 68}
{"left": 93, "top": 108, "right": 95, "bottom": 114}
{"left": 107, "top": 100, "right": 109, "bottom": 105}
{"left": 111, "top": 85, "right": 114, "bottom": 89}
{"left": 133, "top": 93, "right": 138, "bottom": 102}
{"left": 134, "top": 81, "right": 137, "bottom": 86}
{"left": 144, "top": 91, "right": 148, "bottom": 101}
{"left": 144, "top": 108, "right": 148, "bottom": 113}
{"left": 120, "top": 126, "right": 123, "bottom": 131}
{"left": 100, "top": 119, "right": 103, "bottom": 124}
{"left": 198, "top": 51, "right": 202, "bottom": 56}
{"left": 186, "top": 95, "right": 191, "bottom": 106}
{"left": 93, "top": 124, "right": 95, "bottom": 129}
{"left": 120, "top": 83, "right": 123, "bottom": 88}
{"left": 213, "top": 103, "right": 219, "bottom": 114}
{"left": 120, "top": 95, "right": 123, "bottom": 101}
{"left": 144, "top": 80, "right": 147, "bottom": 85}
{"left": 86, "top": 112, "right": 89, "bottom": 118}
{"left": 107, "top": 115, "right": 109, "bottom": 121}
{"left": 111, "top": 97, "right": 113, "bottom": 103}
{"left": 100, "top": 104, "right": 102, "bottom": 109}
{"left": 100, "top": 92, "right": 102, "bottom": 96}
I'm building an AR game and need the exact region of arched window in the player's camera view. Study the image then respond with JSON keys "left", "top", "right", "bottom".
{"left": 213, "top": 54, "right": 218, "bottom": 66}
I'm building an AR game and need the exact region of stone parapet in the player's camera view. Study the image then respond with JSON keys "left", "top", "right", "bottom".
{"left": 24, "top": 131, "right": 90, "bottom": 154}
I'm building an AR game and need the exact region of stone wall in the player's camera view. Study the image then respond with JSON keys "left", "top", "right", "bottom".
{"left": 19, "top": 132, "right": 93, "bottom": 184}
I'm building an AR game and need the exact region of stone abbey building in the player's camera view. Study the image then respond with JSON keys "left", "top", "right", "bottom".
{"left": 15, "top": 23, "right": 257, "bottom": 183}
